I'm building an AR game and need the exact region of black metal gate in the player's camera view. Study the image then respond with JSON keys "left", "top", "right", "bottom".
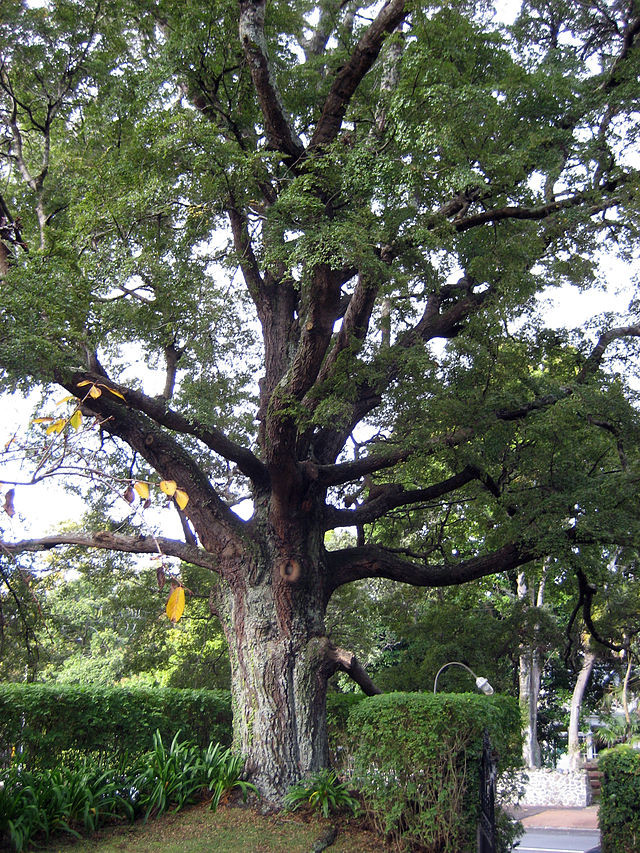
{"left": 477, "top": 729, "right": 497, "bottom": 853}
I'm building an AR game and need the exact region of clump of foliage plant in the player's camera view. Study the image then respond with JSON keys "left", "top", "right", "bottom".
{"left": 0, "top": 731, "right": 253, "bottom": 852}
{"left": 284, "top": 769, "right": 360, "bottom": 819}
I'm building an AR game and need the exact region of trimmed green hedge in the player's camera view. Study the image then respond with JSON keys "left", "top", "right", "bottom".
{"left": 347, "top": 692, "right": 522, "bottom": 853}
{"left": 599, "top": 745, "right": 640, "bottom": 853}
{"left": 0, "top": 684, "right": 232, "bottom": 768}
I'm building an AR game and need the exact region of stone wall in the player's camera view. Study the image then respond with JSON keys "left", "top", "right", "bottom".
{"left": 504, "top": 768, "right": 592, "bottom": 807}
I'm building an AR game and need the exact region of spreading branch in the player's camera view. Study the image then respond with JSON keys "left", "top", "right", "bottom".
{"left": 0, "top": 532, "right": 219, "bottom": 572}
{"left": 326, "top": 541, "right": 535, "bottom": 595}
{"left": 64, "top": 370, "right": 269, "bottom": 490}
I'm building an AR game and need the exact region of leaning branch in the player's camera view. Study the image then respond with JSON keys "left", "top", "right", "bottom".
{"left": 66, "top": 370, "right": 270, "bottom": 489}
{"left": 578, "top": 325, "right": 640, "bottom": 382}
{"left": 239, "top": 0, "right": 305, "bottom": 162}
{"left": 0, "top": 532, "right": 219, "bottom": 572}
{"left": 309, "top": 0, "right": 407, "bottom": 150}
{"left": 328, "top": 644, "right": 382, "bottom": 695}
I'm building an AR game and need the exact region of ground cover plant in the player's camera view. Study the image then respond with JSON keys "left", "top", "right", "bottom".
{"left": 0, "top": 731, "right": 252, "bottom": 852}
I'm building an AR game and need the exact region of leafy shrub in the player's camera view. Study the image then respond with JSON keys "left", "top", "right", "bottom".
{"left": 599, "top": 745, "right": 640, "bottom": 853}
{"left": 347, "top": 692, "right": 521, "bottom": 852}
{"left": 134, "top": 730, "right": 256, "bottom": 819}
{"left": 284, "top": 769, "right": 360, "bottom": 818}
{"left": 0, "top": 684, "right": 232, "bottom": 769}
{"left": 327, "top": 692, "right": 365, "bottom": 772}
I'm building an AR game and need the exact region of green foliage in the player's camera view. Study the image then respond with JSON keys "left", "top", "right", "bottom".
{"left": 134, "top": 729, "right": 256, "bottom": 820}
{"left": 0, "top": 760, "right": 137, "bottom": 852}
{"left": 347, "top": 693, "right": 521, "bottom": 852}
{"left": 599, "top": 746, "right": 640, "bottom": 853}
{"left": 284, "top": 769, "right": 359, "bottom": 819}
{"left": 0, "top": 683, "right": 232, "bottom": 769}
{"left": 0, "top": 730, "right": 252, "bottom": 852}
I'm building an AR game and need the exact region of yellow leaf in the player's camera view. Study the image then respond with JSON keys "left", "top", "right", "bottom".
{"left": 159, "top": 480, "right": 177, "bottom": 496}
{"left": 174, "top": 489, "right": 189, "bottom": 510}
{"left": 76, "top": 380, "right": 92, "bottom": 387}
{"left": 56, "top": 395, "right": 77, "bottom": 405}
{"left": 166, "top": 586, "right": 185, "bottom": 623}
{"left": 134, "top": 481, "right": 149, "bottom": 499}
{"left": 45, "top": 418, "right": 67, "bottom": 435}
{"left": 103, "top": 385, "right": 126, "bottom": 401}
{"left": 32, "top": 417, "right": 54, "bottom": 424}
{"left": 88, "top": 385, "right": 102, "bottom": 399}
{"left": 70, "top": 410, "right": 82, "bottom": 431}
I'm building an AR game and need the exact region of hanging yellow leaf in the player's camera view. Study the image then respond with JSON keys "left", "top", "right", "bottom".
{"left": 70, "top": 410, "right": 82, "bottom": 431}
{"left": 134, "top": 481, "right": 149, "bottom": 499}
{"left": 159, "top": 479, "right": 177, "bottom": 496}
{"left": 56, "top": 395, "right": 77, "bottom": 405}
{"left": 88, "top": 385, "right": 102, "bottom": 399}
{"left": 174, "top": 489, "right": 189, "bottom": 510}
{"left": 45, "top": 418, "right": 67, "bottom": 435}
{"left": 76, "top": 380, "right": 92, "bottom": 387}
{"left": 32, "top": 417, "right": 54, "bottom": 424}
{"left": 166, "top": 585, "right": 185, "bottom": 623}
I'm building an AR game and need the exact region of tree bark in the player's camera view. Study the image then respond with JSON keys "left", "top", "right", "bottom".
{"left": 568, "top": 648, "right": 596, "bottom": 772}
{"left": 518, "top": 569, "right": 545, "bottom": 769}
{"left": 212, "top": 512, "right": 334, "bottom": 802}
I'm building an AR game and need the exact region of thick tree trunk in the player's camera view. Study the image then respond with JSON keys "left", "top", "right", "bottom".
{"left": 213, "top": 522, "right": 332, "bottom": 804}
{"left": 568, "top": 648, "right": 596, "bottom": 772}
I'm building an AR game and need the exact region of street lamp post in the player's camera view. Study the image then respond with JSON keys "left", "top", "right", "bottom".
{"left": 433, "top": 661, "right": 494, "bottom": 695}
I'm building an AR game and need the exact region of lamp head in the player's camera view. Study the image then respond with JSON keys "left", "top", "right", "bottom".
{"left": 475, "top": 676, "right": 494, "bottom": 695}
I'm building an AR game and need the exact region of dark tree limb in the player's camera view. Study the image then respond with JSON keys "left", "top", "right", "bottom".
{"left": 326, "top": 541, "right": 535, "bottom": 596}
{"left": 328, "top": 644, "right": 382, "bottom": 695}
{"left": 325, "top": 465, "right": 480, "bottom": 528}
{"left": 309, "top": 0, "right": 407, "bottom": 150}
{"left": 64, "top": 369, "right": 270, "bottom": 490}
{"left": 578, "top": 325, "right": 640, "bottom": 382}
{"left": 0, "top": 532, "right": 219, "bottom": 571}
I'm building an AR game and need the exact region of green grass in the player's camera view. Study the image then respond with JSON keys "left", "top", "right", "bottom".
{"left": 37, "top": 800, "right": 383, "bottom": 853}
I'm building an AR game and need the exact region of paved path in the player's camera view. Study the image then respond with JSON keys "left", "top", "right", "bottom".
{"left": 511, "top": 805, "right": 600, "bottom": 853}
{"left": 513, "top": 805, "right": 599, "bottom": 831}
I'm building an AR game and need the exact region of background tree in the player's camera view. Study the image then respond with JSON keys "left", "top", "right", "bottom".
{"left": 1, "top": 0, "right": 640, "bottom": 801}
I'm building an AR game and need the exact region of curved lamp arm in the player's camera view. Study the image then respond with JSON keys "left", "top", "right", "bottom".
{"left": 433, "top": 661, "right": 494, "bottom": 695}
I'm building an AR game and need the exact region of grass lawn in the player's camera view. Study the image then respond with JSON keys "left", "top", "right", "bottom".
{"left": 38, "top": 800, "right": 384, "bottom": 853}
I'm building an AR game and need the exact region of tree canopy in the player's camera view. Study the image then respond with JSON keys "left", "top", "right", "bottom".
{"left": 1, "top": 0, "right": 639, "bottom": 801}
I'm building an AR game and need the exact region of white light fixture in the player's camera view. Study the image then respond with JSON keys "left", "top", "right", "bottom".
{"left": 433, "top": 661, "right": 494, "bottom": 695}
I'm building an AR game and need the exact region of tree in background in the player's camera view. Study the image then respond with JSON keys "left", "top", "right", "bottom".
{"left": 1, "top": 0, "right": 640, "bottom": 800}
{"left": 0, "top": 541, "right": 230, "bottom": 688}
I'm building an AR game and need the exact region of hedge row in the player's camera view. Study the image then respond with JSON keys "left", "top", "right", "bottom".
{"left": 0, "top": 683, "right": 232, "bottom": 768}
{"left": 347, "top": 692, "right": 522, "bottom": 853}
{"left": 599, "top": 745, "right": 640, "bottom": 853}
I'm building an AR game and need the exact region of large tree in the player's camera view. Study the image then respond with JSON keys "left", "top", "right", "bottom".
{"left": 1, "top": 0, "right": 640, "bottom": 801}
